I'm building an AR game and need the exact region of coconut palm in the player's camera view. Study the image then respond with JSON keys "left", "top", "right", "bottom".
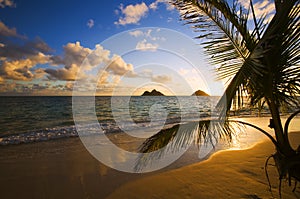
{"left": 137, "top": 0, "right": 300, "bottom": 196}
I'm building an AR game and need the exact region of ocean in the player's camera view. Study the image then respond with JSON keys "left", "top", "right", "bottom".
{"left": 2, "top": 95, "right": 292, "bottom": 172}
{"left": 0, "top": 96, "right": 219, "bottom": 145}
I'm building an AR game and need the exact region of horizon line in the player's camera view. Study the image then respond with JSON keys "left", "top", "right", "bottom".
{"left": 0, "top": 95, "right": 221, "bottom": 97}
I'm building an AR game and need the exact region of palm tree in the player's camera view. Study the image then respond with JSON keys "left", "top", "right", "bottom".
{"left": 137, "top": 0, "right": 300, "bottom": 196}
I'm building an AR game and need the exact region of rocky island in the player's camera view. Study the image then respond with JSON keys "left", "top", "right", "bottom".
{"left": 192, "top": 90, "right": 210, "bottom": 96}
{"left": 141, "top": 89, "right": 165, "bottom": 96}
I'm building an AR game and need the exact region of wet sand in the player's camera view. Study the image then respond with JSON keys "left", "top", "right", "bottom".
{"left": 0, "top": 117, "right": 299, "bottom": 198}
{"left": 0, "top": 138, "right": 146, "bottom": 198}
{"left": 0, "top": 136, "right": 202, "bottom": 199}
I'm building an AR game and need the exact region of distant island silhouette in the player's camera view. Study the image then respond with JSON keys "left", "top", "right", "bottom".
{"left": 141, "top": 89, "right": 165, "bottom": 96}
{"left": 192, "top": 90, "right": 210, "bottom": 96}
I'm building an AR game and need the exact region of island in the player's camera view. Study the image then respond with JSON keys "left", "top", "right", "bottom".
{"left": 141, "top": 89, "right": 165, "bottom": 96}
{"left": 192, "top": 90, "right": 210, "bottom": 96}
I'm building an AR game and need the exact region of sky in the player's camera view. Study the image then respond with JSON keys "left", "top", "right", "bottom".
{"left": 0, "top": 0, "right": 275, "bottom": 96}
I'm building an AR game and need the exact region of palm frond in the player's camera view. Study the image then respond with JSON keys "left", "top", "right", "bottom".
{"left": 218, "top": 0, "right": 300, "bottom": 112}
{"left": 173, "top": 0, "right": 260, "bottom": 80}
{"left": 136, "top": 118, "right": 282, "bottom": 171}
{"left": 136, "top": 0, "right": 300, "bottom": 171}
{"left": 275, "top": 3, "right": 300, "bottom": 106}
{"left": 172, "top": 0, "right": 271, "bottom": 112}
{"left": 246, "top": 0, "right": 300, "bottom": 107}
{"left": 136, "top": 119, "right": 241, "bottom": 169}
{"left": 174, "top": 0, "right": 299, "bottom": 111}
{"left": 216, "top": 53, "right": 268, "bottom": 114}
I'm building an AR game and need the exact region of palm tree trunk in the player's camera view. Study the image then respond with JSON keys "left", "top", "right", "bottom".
{"left": 267, "top": 99, "right": 294, "bottom": 156}
{"left": 262, "top": 0, "right": 296, "bottom": 157}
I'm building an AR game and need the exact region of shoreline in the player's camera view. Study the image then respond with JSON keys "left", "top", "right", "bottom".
{"left": 1, "top": 115, "right": 298, "bottom": 146}
{"left": 0, "top": 117, "right": 299, "bottom": 198}
{"left": 2, "top": 133, "right": 298, "bottom": 199}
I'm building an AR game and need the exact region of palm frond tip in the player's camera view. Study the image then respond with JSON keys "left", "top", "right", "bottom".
{"left": 139, "top": 119, "right": 242, "bottom": 154}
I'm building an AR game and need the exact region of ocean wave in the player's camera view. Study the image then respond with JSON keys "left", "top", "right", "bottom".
{"left": 0, "top": 126, "right": 78, "bottom": 146}
{"left": 0, "top": 112, "right": 212, "bottom": 146}
{"left": 0, "top": 116, "right": 182, "bottom": 146}
{"left": 0, "top": 109, "right": 274, "bottom": 146}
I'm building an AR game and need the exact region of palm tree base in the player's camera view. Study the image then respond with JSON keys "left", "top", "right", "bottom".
{"left": 266, "top": 150, "right": 300, "bottom": 197}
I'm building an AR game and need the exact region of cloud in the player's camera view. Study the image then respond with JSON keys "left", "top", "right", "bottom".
{"left": 82, "top": 44, "right": 110, "bottom": 69}
{"left": 44, "top": 66, "right": 79, "bottom": 81}
{"left": 114, "top": 1, "right": 175, "bottom": 26}
{"left": 129, "top": 29, "right": 165, "bottom": 42}
{"left": 238, "top": 0, "right": 275, "bottom": 21}
{"left": 151, "top": 74, "right": 172, "bottom": 83}
{"left": 114, "top": 2, "right": 148, "bottom": 25}
{"left": 144, "top": 29, "right": 152, "bottom": 38}
{"left": 0, "top": 0, "right": 15, "bottom": 8}
{"left": 98, "top": 70, "right": 109, "bottom": 84}
{"left": 136, "top": 39, "right": 158, "bottom": 51}
{"left": 0, "top": 20, "right": 138, "bottom": 93}
{"left": 64, "top": 82, "right": 73, "bottom": 91}
{"left": 46, "top": 41, "right": 95, "bottom": 81}
{"left": 0, "top": 37, "right": 52, "bottom": 61}
{"left": 149, "top": 0, "right": 175, "bottom": 11}
{"left": 137, "top": 69, "right": 172, "bottom": 83}
{"left": 54, "top": 42, "right": 92, "bottom": 69}
{"left": 0, "top": 81, "right": 78, "bottom": 96}
{"left": 0, "top": 21, "right": 86, "bottom": 83}
{"left": 139, "top": 68, "right": 153, "bottom": 78}
{"left": 0, "top": 22, "right": 51, "bottom": 61}
{"left": 0, "top": 37, "right": 136, "bottom": 84}
{"left": 46, "top": 42, "right": 135, "bottom": 82}
{"left": 0, "top": 81, "right": 17, "bottom": 93}
{"left": 0, "top": 53, "right": 49, "bottom": 81}
{"left": 149, "top": 1, "right": 158, "bottom": 10}
{"left": 32, "top": 83, "right": 48, "bottom": 91}
{"left": 0, "top": 21, "right": 53, "bottom": 82}
{"left": 129, "top": 29, "right": 152, "bottom": 38}
{"left": 87, "top": 19, "right": 94, "bottom": 28}
{"left": 0, "top": 21, "right": 24, "bottom": 38}
{"left": 107, "top": 55, "right": 136, "bottom": 77}
{"left": 129, "top": 30, "right": 144, "bottom": 37}
{"left": 178, "top": 68, "right": 189, "bottom": 76}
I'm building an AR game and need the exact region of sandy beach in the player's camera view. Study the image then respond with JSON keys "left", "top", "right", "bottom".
{"left": 0, "top": 137, "right": 147, "bottom": 199}
{"left": 108, "top": 132, "right": 300, "bottom": 199}
{"left": 0, "top": 117, "right": 299, "bottom": 199}
{"left": 1, "top": 0, "right": 300, "bottom": 198}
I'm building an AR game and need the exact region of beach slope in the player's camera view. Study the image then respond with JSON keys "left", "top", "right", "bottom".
{"left": 107, "top": 133, "right": 300, "bottom": 199}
